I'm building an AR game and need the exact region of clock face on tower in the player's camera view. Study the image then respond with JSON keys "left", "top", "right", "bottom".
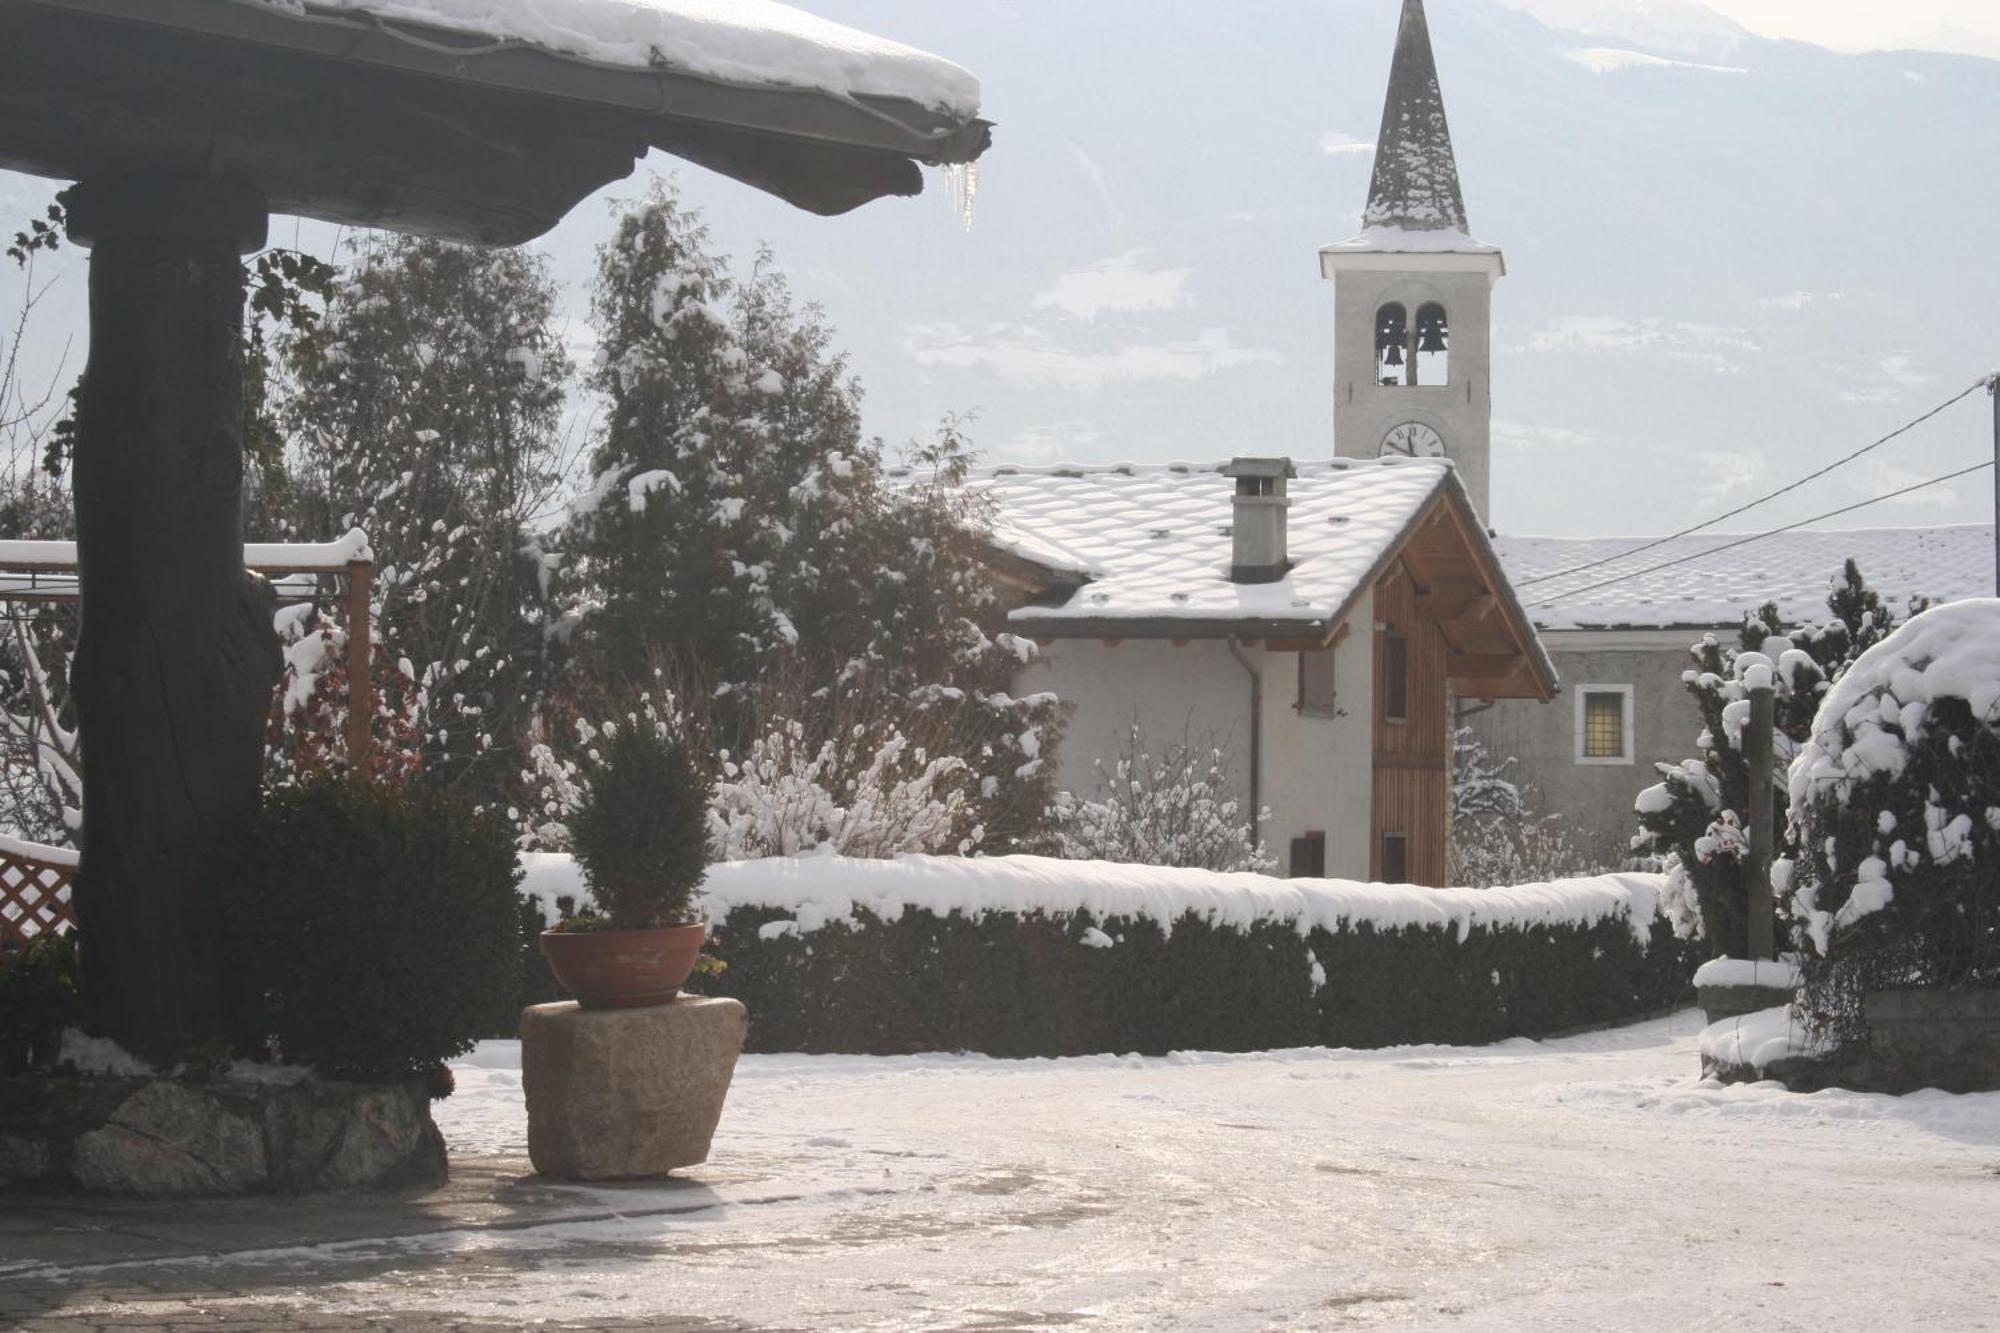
{"left": 1380, "top": 422, "right": 1446, "bottom": 459}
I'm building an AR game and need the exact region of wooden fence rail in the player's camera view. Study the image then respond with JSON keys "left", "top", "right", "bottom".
{"left": 0, "top": 833, "right": 76, "bottom": 947}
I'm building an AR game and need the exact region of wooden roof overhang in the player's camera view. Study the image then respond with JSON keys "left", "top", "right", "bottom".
{"left": 0, "top": 0, "right": 992, "bottom": 243}
{"left": 1001, "top": 471, "right": 1560, "bottom": 703}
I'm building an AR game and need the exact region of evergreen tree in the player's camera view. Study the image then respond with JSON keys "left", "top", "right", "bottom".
{"left": 1633, "top": 561, "right": 1912, "bottom": 954}
{"left": 277, "top": 234, "right": 574, "bottom": 801}
{"left": 554, "top": 185, "right": 1057, "bottom": 850}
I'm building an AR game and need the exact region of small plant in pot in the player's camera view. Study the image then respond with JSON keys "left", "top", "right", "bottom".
{"left": 541, "top": 719, "right": 714, "bottom": 1009}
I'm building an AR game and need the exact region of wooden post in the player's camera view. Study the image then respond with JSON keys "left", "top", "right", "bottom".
{"left": 1990, "top": 375, "right": 1998, "bottom": 597}
{"left": 1745, "top": 680, "right": 1776, "bottom": 960}
{"left": 345, "top": 558, "right": 373, "bottom": 775}
{"left": 64, "top": 177, "right": 280, "bottom": 1064}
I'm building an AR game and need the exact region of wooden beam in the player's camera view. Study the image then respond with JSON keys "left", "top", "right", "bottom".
{"left": 1444, "top": 653, "right": 1524, "bottom": 680}
{"left": 1414, "top": 582, "right": 1493, "bottom": 621}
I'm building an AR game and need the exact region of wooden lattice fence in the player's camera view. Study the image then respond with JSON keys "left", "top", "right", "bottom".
{"left": 0, "top": 835, "right": 76, "bottom": 946}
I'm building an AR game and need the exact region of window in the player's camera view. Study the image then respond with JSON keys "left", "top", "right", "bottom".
{"left": 1574, "top": 685, "right": 1634, "bottom": 765}
{"left": 1374, "top": 302, "right": 1408, "bottom": 385}
{"left": 1414, "top": 302, "right": 1449, "bottom": 386}
{"left": 1298, "top": 649, "right": 1338, "bottom": 717}
{"left": 1290, "top": 831, "right": 1326, "bottom": 879}
{"left": 1381, "top": 632, "right": 1409, "bottom": 723}
{"left": 1380, "top": 832, "right": 1409, "bottom": 884}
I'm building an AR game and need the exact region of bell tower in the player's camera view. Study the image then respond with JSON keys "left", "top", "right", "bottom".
{"left": 1322, "top": 0, "right": 1503, "bottom": 523}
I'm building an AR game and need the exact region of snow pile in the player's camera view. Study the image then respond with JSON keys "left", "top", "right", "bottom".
{"left": 256, "top": 0, "right": 980, "bottom": 116}
{"left": 518, "top": 851, "right": 1669, "bottom": 946}
{"left": 1691, "top": 957, "right": 1801, "bottom": 990}
{"left": 1698, "top": 1004, "right": 1824, "bottom": 1074}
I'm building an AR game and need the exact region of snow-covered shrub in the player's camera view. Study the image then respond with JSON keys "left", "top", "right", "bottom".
{"left": 1632, "top": 561, "right": 1911, "bottom": 953}
{"left": 264, "top": 600, "right": 424, "bottom": 789}
{"left": 568, "top": 717, "right": 712, "bottom": 929}
{"left": 1051, "top": 724, "right": 1273, "bottom": 873}
{"left": 711, "top": 719, "right": 979, "bottom": 859}
{"left": 221, "top": 781, "right": 522, "bottom": 1080}
{"left": 1784, "top": 599, "right": 2000, "bottom": 1046}
{"left": 1450, "top": 728, "right": 1600, "bottom": 886}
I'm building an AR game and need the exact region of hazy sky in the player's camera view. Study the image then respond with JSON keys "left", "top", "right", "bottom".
{"left": 1698, "top": 0, "right": 2000, "bottom": 56}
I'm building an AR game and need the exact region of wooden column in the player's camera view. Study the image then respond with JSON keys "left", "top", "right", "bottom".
{"left": 345, "top": 559, "right": 374, "bottom": 774}
{"left": 65, "top": 177, "right": 281, "bottom": 1065}
{"left": 1745, "top": 681, "right": 1776, "bottom": 960}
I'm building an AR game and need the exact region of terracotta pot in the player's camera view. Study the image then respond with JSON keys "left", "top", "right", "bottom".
{"left": 540, "top": 922, "right": 706, "bottom": 1010}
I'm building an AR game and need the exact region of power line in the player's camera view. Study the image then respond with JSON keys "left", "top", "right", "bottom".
{"left": 1516, "top": 377, "right": 1993, "bottom": 589}
{"left": 1527, "top": 459, "right": 1996, "bottom": 611}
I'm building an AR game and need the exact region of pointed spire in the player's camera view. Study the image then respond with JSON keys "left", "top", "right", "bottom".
{"left": 1364, "top": 0, "right": 1469, "bottom": 233}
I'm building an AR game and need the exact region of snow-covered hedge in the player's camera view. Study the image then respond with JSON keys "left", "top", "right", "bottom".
{"left": 521, "top": 854, "right": 1694, "bottom": 1054}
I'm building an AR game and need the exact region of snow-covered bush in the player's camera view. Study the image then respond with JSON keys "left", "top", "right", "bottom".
{"left": 1051, "top": 724, "right": 1273, "bottom": 873}
{"left": 1450, "top": 728, "right": 1599, "bottom": 886}
{"left": 711, "top": 720, "right": 979, "bottom": 859}
{"left": 1632, "top": 561, "right": 1910, "bottom": 953}
{"left": 1784, "top": 599, "right": 2000, "bottom": 1045}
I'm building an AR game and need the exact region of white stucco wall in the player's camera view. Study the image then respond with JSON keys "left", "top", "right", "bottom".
{"left": 1259, "top": 588, "right": 1376, "bottom": 878}
{"left": 1018, "top": 595, "right": 1376, "bottom": 876}
{"left": 1467, "top": 630, "right": 1704, "bottom": 864}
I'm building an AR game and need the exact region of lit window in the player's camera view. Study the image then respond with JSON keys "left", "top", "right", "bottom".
{"left": 1575, "top": 686, "right": 1633, "bottom": 765}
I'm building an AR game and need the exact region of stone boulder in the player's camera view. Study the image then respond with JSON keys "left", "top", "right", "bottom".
{"left": 521, "top": 996, "right": 747, "bottom": 1181}
{"left": 0, "top": 1072, "right": 447, "bottom": 1196}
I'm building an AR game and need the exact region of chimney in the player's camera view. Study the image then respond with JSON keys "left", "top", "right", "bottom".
{"left": 1223, "top": 457, "right": 1296, "bottom": 584}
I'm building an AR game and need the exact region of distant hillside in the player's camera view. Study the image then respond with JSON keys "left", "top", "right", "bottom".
{"left": 2, "top": 0, "right": 1995, "bottom": 538}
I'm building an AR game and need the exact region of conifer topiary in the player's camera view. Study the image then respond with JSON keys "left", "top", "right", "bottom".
{"left": 567, "top": 720, "right": 713, "bottom": 929}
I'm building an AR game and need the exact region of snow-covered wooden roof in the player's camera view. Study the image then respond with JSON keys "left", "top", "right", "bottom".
{"left": 1498, "top": 525, "right": 1997, "bottom": 632}
{"left": 256, "top": 0, "right": 980, "bottom": 117}
{"left": 3, "top": 0, "right": 988, "bottom": 240}
{"left": 979, "top": 459, "right": 1447, "bottom": 632}
{"left": 971, "top": 458, "right": 1557, "bottom": 699}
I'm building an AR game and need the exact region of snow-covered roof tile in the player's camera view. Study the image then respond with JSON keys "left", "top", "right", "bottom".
{"left": 975, "top": 458, "right": 1452, "bottom": 630}
{"left": 1499, "top": 525, "right": 1997, "bottom": 631}
{"left": 258, "top": 0, "right": 981, "bottom": 116}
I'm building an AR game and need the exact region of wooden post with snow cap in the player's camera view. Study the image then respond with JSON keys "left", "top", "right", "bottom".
{"left": 1744, "top": 668, "right": 1777, "bottom": 960}
{"left": 345, "top": 556, "right": 373, "bottom": 775}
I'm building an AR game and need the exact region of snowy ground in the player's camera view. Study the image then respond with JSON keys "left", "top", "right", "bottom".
{"left": 22, "top": 1012, "right": 2000, "bottom": 1330}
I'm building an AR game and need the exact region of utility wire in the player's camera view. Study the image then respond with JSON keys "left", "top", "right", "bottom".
{"left": 1527, "top": 460, "right": 1995, "bottom": 610}
{"left": 1516, "top": 377, "right": 1993, "bottom": 589}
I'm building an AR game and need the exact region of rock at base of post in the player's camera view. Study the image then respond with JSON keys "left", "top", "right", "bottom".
{"left": 0, "top": 1073, "right": 446, "bottom": 1197}
{"left": 521, "top": 996, "right": 748, "bottom": 1181}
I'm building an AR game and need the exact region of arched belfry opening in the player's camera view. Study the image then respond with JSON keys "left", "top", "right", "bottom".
{"left": 1375, "top": 301, "right": 1450, "bottom": 386}
{"left": 1375, "top": 302, "right": 1408, "bottom": 385}
{"left": 1415, "top": 301, "right": 1449, "bottom": 385}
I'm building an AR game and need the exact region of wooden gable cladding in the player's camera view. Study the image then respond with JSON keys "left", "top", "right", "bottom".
{"left": 1370, "top": 563, "right": 1449, "bottom": 887}
{"left": 1397, "top": 496, "right": 1553, "bottom": 704}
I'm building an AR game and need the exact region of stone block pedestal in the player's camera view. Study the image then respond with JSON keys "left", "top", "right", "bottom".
{"left": 520, "top": 996, "right": 747, "bottom": 1181}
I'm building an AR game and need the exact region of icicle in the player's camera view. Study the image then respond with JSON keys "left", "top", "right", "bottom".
{"left": 941, "top": 160, "right": 979, "bottom": 232}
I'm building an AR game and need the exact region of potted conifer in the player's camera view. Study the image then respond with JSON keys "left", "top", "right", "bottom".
{"left": 540, "top": 720, "right": 714, "bottom": 1008}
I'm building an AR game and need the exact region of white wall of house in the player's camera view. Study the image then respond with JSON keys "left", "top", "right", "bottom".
{"left": 1021, "top": 637, "right": 1257, "bottom": 818}
{"left": 1261, "top": 588, "right": 1377, "bottom": 878}
{"left": 1018, "top": 592, "right": 1377, "bottom": 876}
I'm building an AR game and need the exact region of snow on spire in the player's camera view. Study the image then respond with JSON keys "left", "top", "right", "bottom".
{"left": 1363, "top": 0, "right": 1469, "bottom": 233}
